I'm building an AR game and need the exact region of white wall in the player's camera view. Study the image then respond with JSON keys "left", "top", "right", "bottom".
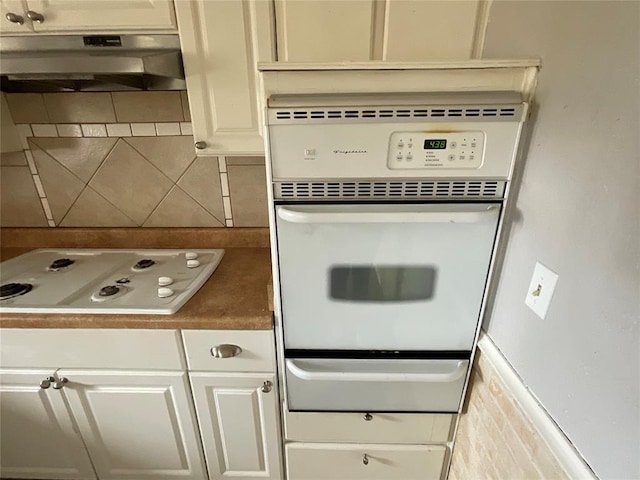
{"left": 482, "top": 2, "right": 639, "bottom": 479}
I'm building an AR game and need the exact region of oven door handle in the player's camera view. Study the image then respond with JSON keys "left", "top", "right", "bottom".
{"left": 277, "top": 206, "right": 498, "bottom": 224}
{"left": 286, "top": 359, "right": 467, "bottom": 383}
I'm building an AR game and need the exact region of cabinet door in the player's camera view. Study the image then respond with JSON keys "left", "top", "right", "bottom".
{"left": 382, "top": 0, "right": 484, "bottom": 61}
{"left": 24, "top": 0, "right": 176, "bottom": 32}
{"left": 175, "top": 0, "right": 274, "bottom": 154}
{"left": 59, "top": 370, "right": 206, "bottom": 480}
{"left": 274, "top": 0, "right": 487, "bottom": 62}
{"left": 0, "top": 369, "right": 96, "bottom": 480}
{"left": 275, "top": 0, "right": 378, "bottom": 61}
{"left": 1, "top": 0, "right": 31, "bottom": 33}
{"left": 190, "top": 373, "right": 282, "bottom": 480}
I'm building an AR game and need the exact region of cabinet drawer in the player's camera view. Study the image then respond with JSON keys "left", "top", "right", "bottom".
{"left": 285, "top": 411, "right": 454, "bottom": 444}
{"left": 182, "top": 330, "right": 275, "bottom": 372}
{"left": 0, "top": 329, "right": 185, "bottom": 370}
{"left": 285, "top": 443, "right": 447, "bottom": 480}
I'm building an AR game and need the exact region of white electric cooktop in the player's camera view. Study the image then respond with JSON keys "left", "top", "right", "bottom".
{"left": 0, "top": 249, "right": 224, "bottom": 315}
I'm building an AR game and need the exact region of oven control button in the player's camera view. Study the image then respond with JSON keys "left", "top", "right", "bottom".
{"left": 397, "top": 141, "right": 404, "bottom": 148}
{"left": 157, "top": 287, "right": 174, "bottom": 298}
{"left": 187, "top": 259, "right": 201, "bottom": 269}
{"left": 158, "top": 276, "right": 174, "bottom": 287}
{"left": 396, "top": 154, "right": 403, "bottom": 161}
{"left": 185, "top": 252, "right": 199, "bottom": 260}
{"left": 448, "top": 154, "right": 456, "bottom": 161}
{"left": 406, "top": 154, "right": 413, "bottom": 161}
{"left": 450, "top": 141, "right": 457, "bottom": 149}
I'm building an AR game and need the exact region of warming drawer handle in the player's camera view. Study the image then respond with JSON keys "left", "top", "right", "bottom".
{"left": 277, "top": 207, "right": 498, "bottom": 224}
{"left": 286, "top": 359, "right": 467, "bottom": 383}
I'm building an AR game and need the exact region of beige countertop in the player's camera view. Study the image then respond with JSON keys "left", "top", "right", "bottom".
{"left": 0, "top": 228, "right": 273, "bottom": 330}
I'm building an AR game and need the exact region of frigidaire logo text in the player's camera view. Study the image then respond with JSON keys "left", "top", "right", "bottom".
{"left": 333, "top": 149, "right": 368, "bottom": 155}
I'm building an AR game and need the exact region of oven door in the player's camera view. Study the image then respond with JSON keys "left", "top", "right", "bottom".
{"left": 275, "top": 203, "right": 500, "bottom": 351}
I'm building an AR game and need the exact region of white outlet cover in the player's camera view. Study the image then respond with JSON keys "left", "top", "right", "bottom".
{"left": 525, "top": 262, "right": 559, "bottom": 320}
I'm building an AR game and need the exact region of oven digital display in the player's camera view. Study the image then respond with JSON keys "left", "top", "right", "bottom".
{"left": 424, "top": 139, "right": 447, "bottom": 150}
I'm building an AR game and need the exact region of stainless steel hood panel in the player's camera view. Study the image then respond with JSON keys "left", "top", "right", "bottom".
{"left": 0, "top": 34, "right": 185, "bottom": 92}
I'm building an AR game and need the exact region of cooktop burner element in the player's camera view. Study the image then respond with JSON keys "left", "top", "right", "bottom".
{"left": 0, "top": 249, "right": 224, "bottom": 314}
{"left": 47, "top": 258, "right": 75, "bottom": 271}
{"left": 99, "top": 285, "right": 120, "bottom": 297}
{"left": 132, "top": 258, "right": 155, "bottom": 271}
{"left": 0, "top": 282, "right": 33, "bottom": 300}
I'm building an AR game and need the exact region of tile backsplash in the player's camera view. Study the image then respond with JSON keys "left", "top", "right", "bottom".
{"left": 1, "top": 92, "right": 267, "bottom": 228}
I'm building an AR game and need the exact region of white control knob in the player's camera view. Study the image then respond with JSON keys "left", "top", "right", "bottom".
{"left": 187, "top": 259, "right": 201, "bottom": 269}
{"left": 158, "top": 276, "right": 173, "bottom": 286}
{"left": 185, "top": 252, "right": 199, "bottom": 260}
{"left": 157, "top": 287, "right": 174, "bottom": 298}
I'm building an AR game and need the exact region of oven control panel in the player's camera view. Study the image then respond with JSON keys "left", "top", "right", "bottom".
{"left": 387, "top": 131, "right": 485, "bottom": 169}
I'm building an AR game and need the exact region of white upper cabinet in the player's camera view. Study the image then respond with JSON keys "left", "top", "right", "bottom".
{"left": 175, "top": 0, "right": 274, "bottom": 154}
{"left": 1, "top": 0, "right": 176, "bottom": 33}
{"left": 275, "top": 0, "right": 489, "bottom": 62}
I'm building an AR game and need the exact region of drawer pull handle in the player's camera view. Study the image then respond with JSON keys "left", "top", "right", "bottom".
{"left": 261, "top": 380, "right": 272, "bottom": 393}
{"left": 364, "top": 413, "right": 373, "bottom": 421}
{"left": 363, "top": 454, "right": 369, "bottom": 465}
{"left": 211, "top": 344, "right": 242, "bottom": 358}
{"left": 286, "top": 359, "right": 467, "bottom": 382}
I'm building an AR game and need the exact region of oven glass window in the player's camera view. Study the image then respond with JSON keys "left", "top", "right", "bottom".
{"left": 329, "top": 266, "right": 437, "bottom": 302}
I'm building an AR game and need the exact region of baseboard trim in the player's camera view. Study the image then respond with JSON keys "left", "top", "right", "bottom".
{"left": 478, "top": 333, "right": 598, "bottom": 479}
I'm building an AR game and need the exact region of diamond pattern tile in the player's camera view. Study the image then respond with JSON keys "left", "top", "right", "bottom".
{"left": 143, "top": 186, "right": 224, "bottom": 227}
{"left": 60, "top": 187, "right": 137, "bottom": 227}
{"left": 30, "top": 137, "right": 117, "bottom": 182}
{"left": 89, "top": 140, "right": 173, "bottom": 225}
{"left": 31, "top": 145, "right": 85, "bottom": 223}
{"left": 177, "top": 156, "right": 225, "bottom": 223}
{"left": 125, "top": 136, "right": 195, "bottom": 182}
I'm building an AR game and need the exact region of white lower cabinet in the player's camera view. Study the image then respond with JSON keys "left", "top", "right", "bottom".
{"left": 182, "top": 330, "right": 282, "bottom": 480}
{"left": 286, "top": 443, "right": 447, "bottom": 480}
{"left": 0, "top": 328, "right": 283, "bottom": 480}
{"left": 0, "top": 369, "right": 96, "bottom": 480}
{"left": 189, "top": 373, "right": 281, "bottom": 480}
{"left": 59, "top": 370, "right": 207, "bottom": 480}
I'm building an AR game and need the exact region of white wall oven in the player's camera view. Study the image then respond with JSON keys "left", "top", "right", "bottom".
{"left": 266, "top": 92, "right": 527, "bottom": 413}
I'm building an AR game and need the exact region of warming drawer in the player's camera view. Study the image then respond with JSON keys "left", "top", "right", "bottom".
{"left": 285, "top": 357, "right": 469, "bottom": 412}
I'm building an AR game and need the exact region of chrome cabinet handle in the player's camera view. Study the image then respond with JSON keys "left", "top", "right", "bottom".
{"left": 210, "top": 344, "right": 242, "bottom": 358}
{"left": 364, "top": 413, "right": 373, "bottom": 421}
{"left": 362, "top": 454, "right": 369, "bottom": 465}
{"left": 52, "top": 377, "right": 68, "bottom": 389}
{"left": 5, "top": 12, "right": 24, "bottom": 24}
{"left": 261, "top": 381, "right": 272, "bottom": 393}
{"left": 26, "top": 11, "right": 44, "bottom": 23}
{"left": 194, "top": 141, "right": 207, "bottom": 150}
{"left": 39, "top": 376, "right": 55, "bottom": 389}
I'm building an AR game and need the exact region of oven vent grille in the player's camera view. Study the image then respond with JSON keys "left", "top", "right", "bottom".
{"left": 275, "top": 180, "right": 506, "bottom": 200}
{"left": 271, "top": 105, "right": 521, "bottom": 123}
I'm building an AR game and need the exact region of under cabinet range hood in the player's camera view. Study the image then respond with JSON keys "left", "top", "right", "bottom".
{"left": 0, "top": 34, "right": 186, "bottom": 92}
